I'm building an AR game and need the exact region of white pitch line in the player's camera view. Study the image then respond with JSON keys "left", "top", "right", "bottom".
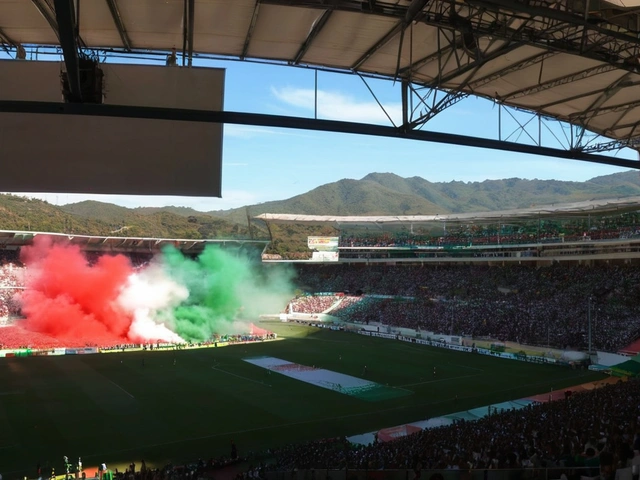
{"left": 211, "top": 366, "right": 272, "bottom": 387}
{"left": 107, "top": 379, "right": 135, "bottom": 399}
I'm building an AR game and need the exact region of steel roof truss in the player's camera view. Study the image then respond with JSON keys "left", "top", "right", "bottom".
{"left": 104, "top": 0, "right": 131, "bottom": 50}
{"left": 502, "top": 63, "right": 619, "bottom": 102}
{"left": 187, "top": 0, "right": 195, "bottom": 66}
{"left": 606, "top": 118, "right": 640, "bottom": 134}
{"left": 31, "top": 0, "right": 60, "bottom": 41}
{"left": 241, "top": 0, "right": 261, "bottom": 59}
{"left": 467, "top": 51, "right": 556, "bottom": 92}
{"left": 571, "top": 93, "right": 640, "bottom": 119}
{"left": 406, "top": 86, "right": 468, "bottom": 129}
{"left": 430, "top": 40, "right": 524, "bottom": 88}
{"left": 53, "top": 0, "right": 82, "bottom": 102}
{"left": 0, "top": 28, "right": 16, "bottom": 55}
{"left": 294, "top": 8, "right": 332, "bottom": 64}
{"left": 577, "top": 71, "right": 634, "bottom": 126}
{"left": 579, "top": 137, "right": 640, "bottom": 154}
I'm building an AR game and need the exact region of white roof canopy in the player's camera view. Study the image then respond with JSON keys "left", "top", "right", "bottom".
{"left": 255, "top": 196, "right": 640, "bottom": 226}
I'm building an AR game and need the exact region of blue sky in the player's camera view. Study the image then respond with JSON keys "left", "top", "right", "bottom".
{"left": 2, "top": 53, "right": 636, "bottom": 212}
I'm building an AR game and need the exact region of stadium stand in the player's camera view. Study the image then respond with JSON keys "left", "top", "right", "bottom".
{"left": 296, "top": 263, "right": 640, "bottom": 353}
{"left": 259, "top": 378, "right": 640, "bottom": 476}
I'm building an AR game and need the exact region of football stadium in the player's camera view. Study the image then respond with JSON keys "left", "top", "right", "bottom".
{"left": 0, "top": 209, "right": 640, "bottom": 478}
{"left": 2, "top": 0, "right": 640, "bottom": 479}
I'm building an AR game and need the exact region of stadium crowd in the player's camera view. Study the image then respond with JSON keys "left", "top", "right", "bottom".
{"left": 288, "top": 295, "right": 340, "bottom": 314}
{"left": 338, "top": 213, "right": 640, "bottom": 248}
{"left": 264, "top": 379, "right": 640, "bottom": 476}
{"left": 0, "top": 251, "right": 23, "bottom": 321}
{"left": 296, "top": 263, "right": 640, "bottom": 352}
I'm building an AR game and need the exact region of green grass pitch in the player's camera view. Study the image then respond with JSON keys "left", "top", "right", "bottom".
{"left": 0, "top": 324, "right": 604, "bottom": 476}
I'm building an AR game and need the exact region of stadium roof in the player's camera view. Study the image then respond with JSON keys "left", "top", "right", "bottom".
{"left": 3, "top": 1, "right": 640, "bottom": 154}
{"left": 0, "top": 230, "right": 267, "bottom": 252}
{"left": 255, "top": 196, "right": 640, "bottom": 226}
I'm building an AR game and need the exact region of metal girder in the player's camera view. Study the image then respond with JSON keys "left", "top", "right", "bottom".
{"left": 468, "top": 0, "right": 640, "bottom": 49}
{"left": 241, "top": 0, "right": 261, "bottom": 59}
{"left": 399, "top": 40, "right": 449, "bottom": 77}
{"left": 105, "top": 0, "right": 131, "bottom": 50}
{"left": 260, "top": 0, "right": 640, "bottom": 75}
{"left": 467, "top": 51, "right": 556, "bottom": 92}
{"left": 294, "top": 9, "right": 332, "bottom": 64}
{"left": 606, "top": 119, "right": 640, "bottom": 133}
{"left": 604, "top": 110, "right": 634, "bottom": 134}
{"left": 0, "top": 27, "right": 17, "bottom": 55}
{"left": 578, "top": 137, "right": 640, "bottom": 154}
{"left": 429, "top": 41, "right": 524, "bottom": 88}
{"left": 573, "top": 97, "right": 640, "bottom": 118}
{"left": 31, "top": 0, "right": 60, "bottom": 41}
{"left": 538, "top": 85, "right": 610, "bottom": 110}
{"left": 407, "top": 89, "right": 468, "bottom": 129}
{"left": 0, "top": 27, "right": 16, "bottom": 46}
{"left": 187, "top": 0, "right": 195, "bottom": 66}
{"left": 501, "top": 64, "right": 619, "bottom": 101}
{"left": 260, "top": 0, "right": 399, "bottom": 16}
{"left": 578, "top": 72, "right": 633, "bottom": 124}
{"left": 53, "top": 0, "right": 82, "bottom": 102}
{"left": 351, "top": 0, "right": 431, "bottom": 70}
{"left": 0, "top": 100, "right": 638, "bottom": 169}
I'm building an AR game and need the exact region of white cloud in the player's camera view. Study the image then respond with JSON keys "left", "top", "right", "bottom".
{"left": 271, "top": 86, "right": 402, "bottom": 126}
{"left": 224, "top": 124, "right": 315, "bottom": 139}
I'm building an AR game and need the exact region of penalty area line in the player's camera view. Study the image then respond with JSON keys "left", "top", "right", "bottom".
{"left": 107, "top": 379, "right": 135, "bottom": 399}
{"left": 212, "top": 366, "right": 272, "bottom": 387}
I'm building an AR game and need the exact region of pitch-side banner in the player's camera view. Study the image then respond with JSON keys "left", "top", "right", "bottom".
{"left": 308, "top": 237, "right": 339, "bottom": 251}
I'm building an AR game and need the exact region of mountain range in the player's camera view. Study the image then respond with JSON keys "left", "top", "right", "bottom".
{"left": 1, "top": 170, "right": 639, "bottom": 240}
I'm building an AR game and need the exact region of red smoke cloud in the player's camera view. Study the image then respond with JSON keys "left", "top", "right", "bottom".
{"left": 19, "top": 236, "right": 135, "bottom": 345}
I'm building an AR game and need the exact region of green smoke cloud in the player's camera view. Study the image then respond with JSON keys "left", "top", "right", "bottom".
{"left": 160, "top": 245, "right": 294, "bottom": 341}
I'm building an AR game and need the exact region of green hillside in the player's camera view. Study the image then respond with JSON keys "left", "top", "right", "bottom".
{"left": 0, "top": 196, "right": 253, "bottom": 240}
{"left": 59, "top": 201, "right": 255, "bottom": 239}
{"left": 360, "top": 171, "right": 640, "bottom": 212}
{"left": 0, "top": 195, "right": 111, "bottom": 235}
{"left": 1, "top": 170, "right": 640, "bottom": 245}
{"left": 211, "top": 170, "right": 640, "bottom": 225}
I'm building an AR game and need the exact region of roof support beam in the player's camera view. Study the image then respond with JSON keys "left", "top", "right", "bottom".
{"left": 399, "top": 44, "right": 449, "bottom": 78}
{"left": 500, "top": 64, "right": 619, "bottom": 102}
{"left": 241, "top": 0, "right": 261, "bottom": 59}
{"left": 293, "top": 9, "right": 332, "bottom": 64}
{"left": 577, "top": 72, "right": 633, "bottom": 125}
{"left": 606, "top": 119, "right": 640, "bottom": 133}
{"left": 573, "top": 96, "right": 640, "bottom": 118}
{"left": 538, "top": 86, "right": 609, "bottom": 110}
{"left": 0, "top": 100, "right": 637, "bottom": 169}
{"left": 53, "top": 0, "right": 82, "bottom": 102}
{"left": 0, "top": 27, "right": 17, "bottom": 55}
{"left": 467, "top": 0, "right": 640, "bottom": 49}
{"left": 187, "top": 0, "right": 195, "bottom": 66}
{"left": 428, "top": 41, "right": 523, "bottom": 88}
{"left": 105, "top": 0, "right": 131, "bottom": 51}
{"left": 31, "top": 0, "right": 60, "bottom": 42}
{"left": 351, "top": 0, "right": 431, "bottom": 70}
{"left": 467, "top": 51, "right": 556, "bottom": 92}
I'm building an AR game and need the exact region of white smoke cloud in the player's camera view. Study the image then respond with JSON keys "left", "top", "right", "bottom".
{"left": 117, "top": 263, "right": 188, "bottom": 343}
